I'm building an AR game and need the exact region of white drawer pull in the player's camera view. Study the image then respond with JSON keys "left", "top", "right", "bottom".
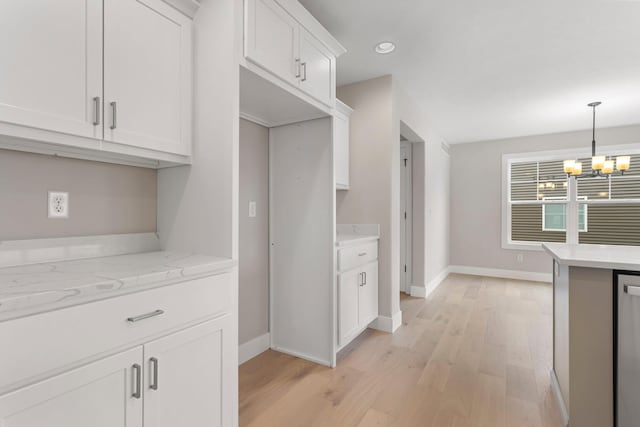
{"left": 624, "top": 285, "right": 640, "bottom": 297}
{"left": 358, "top": 252, "right": 367, "bottom": 257}
{"left": 127, "top": 309, "right": 165, "bottom": 323}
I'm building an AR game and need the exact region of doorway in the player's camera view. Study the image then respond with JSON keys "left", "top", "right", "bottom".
{"left": 400, "top": 139, "right": 413, "bottom": 294}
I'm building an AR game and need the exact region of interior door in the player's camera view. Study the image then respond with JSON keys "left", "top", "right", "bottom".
{"left": 0, "top": 348, "right": 143, "bottom": 427}
{"left": 400, "top": 142, "right": 413, "bottom": 293}
{"left": 245, "top": 0, "right": 300, "bottom": 86}
{"left": 359, "top": 261, "right": 379, "bottom": 326}
{"left": 104, "top": 0, "right": 192, "bottom": 155}
{"left": 143, "top": 317, "right": 233, "bottom": 427}
{"left": 338, "top": 269, "right": 360, "bottom": 346}
{"left": 0, "top": 0, "right": 102, "bottom": 139}
{"left": 299, "top": 28, "right": 334, "bottom": 106}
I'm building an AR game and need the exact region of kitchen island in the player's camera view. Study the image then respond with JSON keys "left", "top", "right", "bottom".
{"left": 543, "top": 243, "right": 640, "bottom": 427}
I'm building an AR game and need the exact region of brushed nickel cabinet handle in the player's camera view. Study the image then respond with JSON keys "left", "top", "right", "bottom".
{"left": 110, "top": 101, "right": 117, "bottom": 130}
{"left": 127, "top": 309, "right": 165, "bottom": 323}
{"left": 301, "top": 62, "right": 307, "bottom": 82}
{"left": 363, "top": 272, "right": 367, "bottom": 285}
{"left": 358, "top": 252, "right": 367, "bottom": 257}
{"left": 149, "top": 357, "right": 159, "bottom": 390}
{"left": 624, "top": 285, "right": 640, "bottom": 297}
{"left": 93, "top": 96, "right": 100, "bottom": 126}
{"left": 132, "top": 364, "right": 141, "bottom": 399}
{"left": 295, "top": 58, "right": 301, "bottom": 78}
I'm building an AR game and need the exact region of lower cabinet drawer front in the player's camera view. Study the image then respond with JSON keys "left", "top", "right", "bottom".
{"left": 338, "top": 241, "right": 378, "bottom": 272}
{"left": 0, "top": 272, "right": 232, "bottom": 393}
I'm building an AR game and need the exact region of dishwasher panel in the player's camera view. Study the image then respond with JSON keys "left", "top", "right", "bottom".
{"left": 617, "top": 273, "right": 640, "bottom": 427}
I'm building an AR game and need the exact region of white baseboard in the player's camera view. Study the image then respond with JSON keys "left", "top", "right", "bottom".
{"left": 371, "top": 310, "right": 402, "bottom": 333}
{"left": 411, "top": 266, "right": 451, "bottom": 298}
{"left": 550, "top": 369, "right": 569, "bottom": 426}
{"left": 238, "top": 333, "right": 270, "bottom": 365}
{"left": 449, "top": 265, "right": 552, "bottom": 283}
{"left": 269, "top": 345, "right": 332, "bottom": 367}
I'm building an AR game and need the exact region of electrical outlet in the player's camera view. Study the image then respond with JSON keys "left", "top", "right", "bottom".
{"left": 517, "top": 253, "right": 524, "bottom": 263}
{"left": 48, "top": 191, "right": 69, "bottom": 219}
{"left": 249, "top": 201, "right": 257, "bottom": 218}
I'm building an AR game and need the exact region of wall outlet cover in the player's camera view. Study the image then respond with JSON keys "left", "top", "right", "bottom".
{"left": 517, "top": 253, "right": 524, "bottom": 263}
{"left": 48, "top": 191, "right": 69, "bottom": 219}
{"left": 249, "top": 201, "right": 257, "bottom": 218}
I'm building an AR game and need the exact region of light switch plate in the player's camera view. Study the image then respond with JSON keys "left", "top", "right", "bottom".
{"left": 48, "top": 191, "right": 69, "bottom": 219}
{"left": 249, "top": 201, "right": 257, "bottom": 218}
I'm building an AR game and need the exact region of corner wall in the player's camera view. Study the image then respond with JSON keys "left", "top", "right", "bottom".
{"left": 449, "top": 124, "right": 640, "bottom": 274}
{"left": 337, "top": 76, "right": 396, "bottom": 318}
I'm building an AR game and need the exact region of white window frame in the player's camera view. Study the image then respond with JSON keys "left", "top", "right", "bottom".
{"left": 502, "top": 144, "right": 640, "bottom": 251}
{"left": 542, "top": 196, "right": 588, "bottom": 232}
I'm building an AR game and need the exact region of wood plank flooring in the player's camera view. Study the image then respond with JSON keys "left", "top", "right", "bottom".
{"left": 239, "top": 274, "right": 564, "bottom": 427}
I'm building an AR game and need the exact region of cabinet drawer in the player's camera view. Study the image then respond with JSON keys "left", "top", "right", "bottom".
{"left": 0, "top": 272, "right": 232, "bottom": 393}
{"left": 338, "top": 241, "right": 378, "bottom": 272}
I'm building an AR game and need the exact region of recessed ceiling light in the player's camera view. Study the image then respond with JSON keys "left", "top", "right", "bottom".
{"left": 374, "top": 41, "right": 396, "bottom": 54}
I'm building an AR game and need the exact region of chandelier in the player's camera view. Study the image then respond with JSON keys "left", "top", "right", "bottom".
{"left": 563, "top": 102, "right": 630, "bottom": 178}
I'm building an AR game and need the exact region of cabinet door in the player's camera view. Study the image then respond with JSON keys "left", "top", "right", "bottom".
{"left": 245, "top": 0, "right": 300, "bottom": 86}
{"left": 359, "top": 261, "right": 379, "bottom": 327}
{"left": 334, "top": 113, "right": 349, "bottom": 190}
{"left": 104, "top": 0, "right": 192, "bottom": 155}
{"left": 0, "top": 0, "right": 102, "bottom": 139}
{"left": 299, "top": 28, "right": 335, "bottom": 106}
{"left": 143, "top": 316, "right": 234, "bottom": 427}
{"left": 338, "top": 269, "right": 360, "bottom": 346}
{"left": 0, "top": 347, "right": 143, "bottom": 427}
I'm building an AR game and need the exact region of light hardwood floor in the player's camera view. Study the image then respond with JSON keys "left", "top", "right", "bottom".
{"left": 239, "top": 274, "right": 564, "bottom": 427}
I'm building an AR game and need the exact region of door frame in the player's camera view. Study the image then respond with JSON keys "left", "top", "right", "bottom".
{"left": 400, "top": 140, "right": 413, "bottom": 294}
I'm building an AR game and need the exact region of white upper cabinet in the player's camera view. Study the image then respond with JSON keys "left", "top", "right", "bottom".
{"left": 104, "top": 0, "right": 192, "bottom": 156}
{"left": 334, "top": 100, "right": 353, "bottom": 190}
{"left": 244, "top": 0, "right": 344, "bottom": 108}
{"left": 299, "top": 28, "right": 335, "bottom": 107}
{"left": 0, "top": 0, "right": 103, "bottom": 140}
{"left": 245, "top": 0, "right": 300, "bottom": 87}
{"left": 0, "top": 0, "right": 195, "bottom": 167}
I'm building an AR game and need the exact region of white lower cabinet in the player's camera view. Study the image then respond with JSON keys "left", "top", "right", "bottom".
{"left": 144, "top": 316, "right": 233, "bottom": 427}
{"left": 337, "top": 241, "right": 379, "bottom": 348}
{"left": 0, "top": 272, "right": 237, "bottom": 427}
{"left": 0, "top": 347, "right": 143, "bottom": 427}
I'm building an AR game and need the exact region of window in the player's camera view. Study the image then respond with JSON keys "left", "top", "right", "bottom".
{"left": 503, "top": 148, "right": 640, "bottom": 249}
{"left": 542, "top": 198, "right": 587, "bottom": 232}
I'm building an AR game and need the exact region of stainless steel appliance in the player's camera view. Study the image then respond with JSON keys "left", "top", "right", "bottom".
{"left": 617, "top": 273, "right": 640, "bottom": 427}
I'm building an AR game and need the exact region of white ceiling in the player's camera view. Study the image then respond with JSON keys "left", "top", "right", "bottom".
{"left": 298, "top": 0, "right": 640, "bottom": 144}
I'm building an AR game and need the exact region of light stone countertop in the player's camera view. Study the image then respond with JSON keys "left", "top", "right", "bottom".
{"left": 0, "top": 251, "right": 236, "bottom": 322}
{"left": 542, "top": 242, "right": 640, "bottom": 271}
{"left": 336, "top": 224, "right": 380, "bottom": 248}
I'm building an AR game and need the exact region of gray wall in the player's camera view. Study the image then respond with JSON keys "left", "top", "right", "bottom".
{"left": 0, "top": 149, "right": 157, "bottom": 240}
{"left": 450, "top": 124, "right": 640, "bottom": 274}
{"left": 238, "top": 119, "right": 269, "bottom": 345}
{"left": 337, "top": 76, "right": 397, "bottom": 318}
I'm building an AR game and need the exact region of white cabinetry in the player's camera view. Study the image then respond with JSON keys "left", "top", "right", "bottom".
{"left": 337, "top": 240, "right": 379, "bottom": 348}
{"left": 0, "top": 0, "right": 195, "bottom": 167}
{"left": 0, "top": 272, "right": 236, "bottom": 427}
{"left": 104, "top": 0, "right": 192, "bottom": 156}
{"left": 334, "top": 100, "right": 353, "bottom": 190}
{"left": 0, "top": 348, "right": 143, "bottom": 427}
{"left": 0, "top": 0, "right": 103, "bottom": 141}
{"left": 244, "top": 0, "right": 341, "bottom": 108}
{"left": 245, "top": 0, "right": 299, "bottom": 87}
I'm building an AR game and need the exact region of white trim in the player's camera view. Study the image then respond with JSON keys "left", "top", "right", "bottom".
{"left": 503, "top": 145, "right": 640, "bottom": 251}
{"left": 449, "top": 265, "right": 552, "bottom": 283}
{"left": 239, "top": 111, "right": 272, "bottom": 128}
{"left": 411, "top": 266, "right": 451, "bottom": 299}
{"left": 550, "top": 369, "right": 570, "bottom": 426}
{"left": 371, "top": 311, "right": 402, "bottom": 333}
{"left": 238, "top": 333, "right": 271, "bottom": 365}
{"left": 270, "top": 345, "right": 332, "bottom": 367}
